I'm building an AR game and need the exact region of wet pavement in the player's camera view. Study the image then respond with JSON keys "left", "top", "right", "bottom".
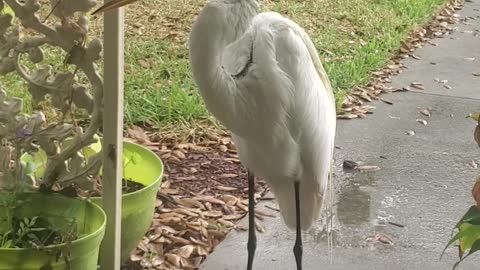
{"left": 201, "top": 1, "right": 480, "bottom": 269}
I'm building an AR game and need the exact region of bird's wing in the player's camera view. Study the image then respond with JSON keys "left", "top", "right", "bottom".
{"left": 270, "top": 13, "right": 337, "bottom": 179}
{"left": 220, "top": 17, "right": 296, "bottom": 142}
{"left": 233, "top": 12, "right": 336, "bottom": 179}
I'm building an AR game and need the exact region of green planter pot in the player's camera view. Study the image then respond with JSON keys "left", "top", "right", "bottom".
{"left": 0, "top": 192, "right": 106, "bottom": 270}
{"left": 91, "top": 142, "right": 163, "bottom": 262}
{"left": 22, "top": 140, "right": 164, "bottom": 262}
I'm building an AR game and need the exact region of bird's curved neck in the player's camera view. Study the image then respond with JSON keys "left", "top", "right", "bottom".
{"left": 189, "top": 2, "right": 258, "bottom": 130}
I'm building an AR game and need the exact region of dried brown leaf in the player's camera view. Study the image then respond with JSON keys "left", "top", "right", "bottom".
{"left": 220, "top": 137, "right": 231, "bottom": 145}
{"left": 219, "top": 145, "right": 228, "bottom": 152}
{"left": 167, "top": 235, "right": 191, "bottom": 245}
{"left": 475, "top": 125, "right": 480, "bottom": 147}
{"left": 203, "top": 211, "right": 223, "bottom": 218}
{"left": 127, "top": 125, "right": 150, "bottom": 144}
{"left": 367, "top": 233, "right": 394, "bottom": 245}
{"left": 197, "top": 196, "right": 226, "bottom": 205}
{"left": 265, "top": 205, "right": 281, "bottom": 212}
{"left": 255, "top": 209, "right": 276, "bottom": 218}
{"left": 165, "top": 253, "right": 181, "bottom": 267}
{"left": 196, "top": 245, "right": 210, "bottom": 256}
{"left": 172, "top": 150, "right": 186, "bottom": 159}
{"left": 190, "top": 237, "right": 209, "bottom": 247}
{"left": 410, "top": 54, "right": 421, "bottom": 60}
{"left": 176, "top": 245, "right": 196, "bottom": 258}
{"left": 410, "top": 82, "right": 425, "bottom": 90}
{"left": 215, "top": 185, "right": 238, "bottom": 191}
{"left": 235, "top": 224, "right": 248, "bottom": 231}
{"left": 219, "top": 173, "right": 238, "bottom": 178}
{"left": 130, "top": 253, "right": 143, "bottom": 262}
{"left": 149, "top": 242, "right": 164, "bottom": 254}
{"left": 472, "top": 177, "right": 480, "bottom": 208}
{"left": 138, "top": 58, "right": 150, "bottom": 68}
{"left": 343, "top": 160, "right": 360, "bottom": 169}
{"left": 419, "top": 108, "right": 431, "bottom": 117}
{"left": 380, "top": 98, "right": 393, "bottom": 105}
{"left": 416, "top": 119, "right": 428, "bottom": 126}
{"left": 236, "top": 202, "right": 248, "bottom": 212}
{"left": 357, "top": 165, "right": 381, "bottom": 172}
{"left": 158, "top": 216, "right": 183, "bottom": 226}
{"left": 406, "top": 130, "right": 416, "bottom": 136}
{"left": 222, "top": 214, "right": 245, "bottom": 220}
{"left": 217, "top": 219, "right": 235, "bottom": 227}
{"left": 220, "top": 194, "right": 239, "bottom": 206}
{"left": 178, "top": 198, "right": 205, "bottom": 209}
{"left": 174, "top": 208, "right": 199, "bottom": 217}
{"left": 181, "top": 257, "right": 194, "bottom": 268}
{"left": 469, "top": 160, "right": 478, "bottom": 169}
{"left": 255, "top": 220, "right": 265, "bottom": 233}
{"left": 152, "top": 256, "right": 165, "bottom": 267}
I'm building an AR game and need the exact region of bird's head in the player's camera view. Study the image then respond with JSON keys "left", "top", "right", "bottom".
{"left": 200, "top": 0, "right": 259, "bottom": 41}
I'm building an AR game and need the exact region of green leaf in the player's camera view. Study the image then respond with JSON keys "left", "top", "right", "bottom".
{"left": 27, "top": 233, "right": 40, "bottom": 242}
{"left": 452, "top": 239, "right": 480, "bottom": 270}
{"left": 465, "top": 238, "right": 480, "bottom": 258}
{"left": 443, "top": 222, "right": 480, "bottom": 269}
{"left": 2, "top": 239, "right": 12, "bottom": 248}
{"left": 442, "top": 223, "right": 480, "bottom": 258}
{"left": 130, "top": 152, "right": 142, "bottom": 165}
{"left": 458, "top": 223, "right": 480, "bottom": 252}
{"left": 455, "top": 206, "right": 480, "bottom": 228}
{"left": 29, "top": 227, "right": 48, "bottom": 232}
{"left": 30, "top": 216, "right": 38, "bottom": 225}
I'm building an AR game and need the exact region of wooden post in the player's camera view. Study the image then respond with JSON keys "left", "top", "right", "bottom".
{"left": 100, "top": 1, "right": 125, "bottom": 269}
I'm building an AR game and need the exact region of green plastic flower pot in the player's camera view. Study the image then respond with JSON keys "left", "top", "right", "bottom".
{"left": 22, "top": 140, "right": 163, "bottom": 262}
{"left": 0, "top": 192, "right": 106, "bottom": 270}
{"left": 90, "top": 141, "right": 163, "bottom": 262}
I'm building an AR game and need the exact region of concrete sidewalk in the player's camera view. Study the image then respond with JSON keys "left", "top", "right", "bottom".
{"left": 202, "top": 1, "right": 480, "bottom": 269}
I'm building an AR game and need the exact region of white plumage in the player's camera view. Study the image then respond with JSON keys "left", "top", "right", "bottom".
{"left": 189, "top": 0, "right": 336, "bottom": 231}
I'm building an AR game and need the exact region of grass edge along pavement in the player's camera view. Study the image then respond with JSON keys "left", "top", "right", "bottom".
{"left": 0, "top": 0, "right": 461, "bottom": 142}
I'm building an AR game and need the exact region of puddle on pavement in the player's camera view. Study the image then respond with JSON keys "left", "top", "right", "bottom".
{"left": 337, "top": 172, "right": 377, "bottom": 225}
{"left": 307, "top": 171, "right": 392, "bottom": 248}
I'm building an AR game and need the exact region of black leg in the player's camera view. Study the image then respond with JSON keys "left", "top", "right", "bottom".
{"left": 247, "top": 170, "right": 257, "bottom": 270}
{"left": 293, "top": 181, "right": 303, "bottom": 270}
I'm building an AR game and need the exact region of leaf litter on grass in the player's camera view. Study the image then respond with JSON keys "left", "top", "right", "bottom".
{"left": 337, "top": 0, "right": 464, "bottom": 120}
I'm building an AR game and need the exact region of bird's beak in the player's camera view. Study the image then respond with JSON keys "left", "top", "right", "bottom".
{"left": 91, "top": 0, "right": 139, "bottom": 15}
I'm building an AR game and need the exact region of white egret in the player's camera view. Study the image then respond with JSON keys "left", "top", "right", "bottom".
{"left": 189, "top": 1, "right": 336, "bottom": 269}
{"left": 93, "top": 1, "right": 337, "bottom": 269}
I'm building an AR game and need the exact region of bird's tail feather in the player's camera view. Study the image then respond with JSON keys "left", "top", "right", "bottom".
{"left": 270, "top": 180, "right": 323, "bottom": 230}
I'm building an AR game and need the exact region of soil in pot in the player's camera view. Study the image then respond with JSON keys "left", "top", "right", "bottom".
{"left": 49, "top": 177, "right": 145, "bottom": 198}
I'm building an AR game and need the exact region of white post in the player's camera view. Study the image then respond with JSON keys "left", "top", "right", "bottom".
{"left": 101, "top": 1, "right": 125, "bottom": 269}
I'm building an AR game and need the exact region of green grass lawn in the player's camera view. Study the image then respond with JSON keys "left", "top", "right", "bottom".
{"left": 1, "top": 0, "right": 448, "bottom": 133}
